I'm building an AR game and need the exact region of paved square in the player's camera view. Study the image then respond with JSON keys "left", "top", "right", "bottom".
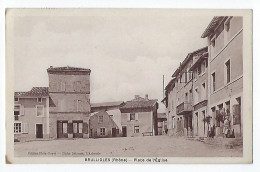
{"left": 14, "top": 136, "right": 242, "bottom": 157}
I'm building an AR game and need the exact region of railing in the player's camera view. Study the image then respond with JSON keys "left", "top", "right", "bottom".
{"left": 176, "top": 102, "right": 192, "bottom": 115}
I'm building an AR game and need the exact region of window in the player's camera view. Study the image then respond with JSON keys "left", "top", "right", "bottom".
{"left": 193, "top": 70, "right": 197, "bottom": 80}
{"left": 36, "top": 105, "right": 44, "bottom": 117}
{"left": 14, "top": 97, "right": 19, "bottom": 102}
{"left": 197, "top": 65, "right": 201, "bottom": 75}
{"left": 130, "top": 113, "right": 135, "bottom": 121}
{"left": 225, "top": 60, "right": 231, "bottom": 84}
{"left": 37, "top": 98, "right": 42, "bottom": 103}
{"left": 201, "top": 82, "right": 206, "bottom": 100}
{"left": 225, "top": 18, "right": 231, "bottom": 32}
{"left": 194, "top": 88, "right": 199, "bottom": 104}
{"left": 75, "top": 100, "right": 81, "bottom": 112}
{"left": 212, "top": 72, "right": 216, "bottom": 92}
{"left": 61, "top": 81, "right": 66, "bottom": 91}
{"left": 63, "top": 123, "right": 68, "bottom": 134}
{"left": 98, "top": 115, "right": 103, "bottom": 123}
{"left": 72, "top": 121, "right": 83, "bottom": 134}
{"left": 73, "top": 123, "right": 78, "bottom": 133}
{"left": 78, "top": 123, "right": 83, "bottom": 133}
{"left": 75, "top": 81, "right": 81, "bottom": 92}
{"left": 134, "top": 126, "right": 140, "bottom": 133}
{"left": 211, "top": 38, "right": 216, "bottom": 48}
{"left": 14, "top": 105, "right": 21, "bottom": 116}
{"left": 201, "top": 61, "right": 206, "bottom": 74}
{"left": 14, "top": 123, "right": 21, "bottom": 133}
{"left": 100, "top": 128, "right": 105, "bottom": 136}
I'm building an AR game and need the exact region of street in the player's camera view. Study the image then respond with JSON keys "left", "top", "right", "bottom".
{"left": 14, "top": 135, "right": 243, "bottom": 157}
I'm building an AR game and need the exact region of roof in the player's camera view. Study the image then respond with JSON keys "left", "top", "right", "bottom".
{"left": 91, "top": 101, "right": 124, "bottom": 108}
{"left": 47, "top": 66, "right": 91, "bottom": 73}
{"left": 189, "top": 52, "right": 209, "bottom": 71}
{"left": 165, "top": 77, "right": 176, "bottom": 91}
{"left": 120, "top": 96, "right": 157, "bottom": 110}
{"left": 90, "top": 110, "right": 108, "bottom": 117}
{"left": 157, "top": 113, "right": 166, "bottom": 119}
{"left": 15, "top": 87, "right": 49, "bottom": 97}
{"left": 171, "top": 46, "right": 208, "bottom": 77}
{"left": 161, "top": 96, "right": 167, "bottom": 103}
{"left": 201, "top": 16, "right": 226, "bottom": 38}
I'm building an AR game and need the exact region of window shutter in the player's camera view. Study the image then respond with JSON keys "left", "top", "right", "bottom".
{"left": 73, "top": 81, "right": 76, "bottom": 92}
{"left": 233, "top": 104, "right": 241, "bottom": 125}
{"left": 127, "top": 113, "right": 130, "bottom": 121}
{"left": 22, "top": 123, "right": 25, "bottom": 133}
{"left": 74, "top": 100, "right": 77, "bottom": 111}
{"left": 83, "top": 122, "right": 88, "bottom": 134}
{"left": 135, "top": 113, "right": 138, "bottom": 121}
{"left": 24, "top": 123, "right": 29, "bottom": 133}
{"left": 68, "top": 123, "right": 73, "bottom": 134}
{"left": 77, "top": 81, "right": 81, "bottom": 92}
{"left": 22, "top": 123, "right": 29, "bottom": 133}
{"left": 20, "top": 105, "right": 25, "bottom": 116}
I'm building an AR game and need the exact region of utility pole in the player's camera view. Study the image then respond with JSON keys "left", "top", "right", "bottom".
{"left": 163, "top": 75, "right": 165, "bottom": 98}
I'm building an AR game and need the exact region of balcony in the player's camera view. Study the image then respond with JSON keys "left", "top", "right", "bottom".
{"left": 176, "top": 102, "right": 192, "bottom": 115}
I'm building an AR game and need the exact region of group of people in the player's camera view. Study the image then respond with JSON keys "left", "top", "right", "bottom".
{"left": 207, "top": 116, "right": 235, "bottom": 138}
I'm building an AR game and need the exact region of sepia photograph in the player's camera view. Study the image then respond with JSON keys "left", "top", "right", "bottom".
{"left": 5, "top": 8, "right": 252, "bottom": 164}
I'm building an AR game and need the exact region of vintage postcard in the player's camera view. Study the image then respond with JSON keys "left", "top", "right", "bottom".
{"left": 5, "top": 9, "right": 252, "bottom": 164}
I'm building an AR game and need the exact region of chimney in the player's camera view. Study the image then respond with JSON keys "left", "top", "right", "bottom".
{"left": 135, "top": 95, "right": 140, "bottom": 99}
{"left": 145, "top": 94, "right": 149, "bottom": 100}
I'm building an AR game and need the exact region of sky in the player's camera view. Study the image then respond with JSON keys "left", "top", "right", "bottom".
{"left": 11, "top": 9, "right": 213, "bottom": 112}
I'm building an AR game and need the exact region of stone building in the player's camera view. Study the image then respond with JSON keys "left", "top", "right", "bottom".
{"left": 14, "top": 87, "right": 49, "bottom": 142}
{"left": 189, "top": 47, "right": 209, "bottom": 137}
{"left": 120, "top": 95, "right": 158, "bottom": 137}
{"left": 157, "top": 113, "right": 167, "bottom": 135}
{"left": 201, "top": 16, "right": 243, "bottom": 138}
{"left": 91, "top": 101, "right": 125, "bottom": 133}
{"left": 163, "top": 16, "right": 243, "bottom": 139}
{"left": 172, "top": 52, "right": 194, "bottom": 137}
{"left": 89, "top": 111, "right": 121, "bottom": 138}
{"left": 163, "top": 47, "right": 207, "bottom": 137}
{"left": 47, "top": 66, "right": 91, "bottom": 139}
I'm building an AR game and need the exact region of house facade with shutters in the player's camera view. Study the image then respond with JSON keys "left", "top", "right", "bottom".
{"left": 201, "top": 16, "right": 243, "bottom": 138}
{"left": 14, "top": 87, "right": 50, "bottom": 142}
{"left": 188, "top": 47, "right": 209, "bottom": 137}
{"left": 120, "top": 95, "right": 158, "bottom": 137}
{"left": 47, "top": 66, "right": 91, "bottom": 139}
{"left": 163, "top": 47, "right": 208, "bottom": 137}
{"left": 163, "top": 16, "right": 243, "bottom": 139}
{"left": 89, "top": 111, "right": 121, "bottom": 138}
{"left": 91, "top": 101, "right": 125, "bottom": 135}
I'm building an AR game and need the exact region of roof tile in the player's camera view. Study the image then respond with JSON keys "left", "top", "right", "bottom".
{"left": 15, "top": 87, "right": 49, "bottom": 97}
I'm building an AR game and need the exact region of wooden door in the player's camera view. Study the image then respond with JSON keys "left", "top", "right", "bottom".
{"left": 122, "top": 126, "right": 127, "bottom": 137}
{"left": 57, "top": 121, "right": 63, "bottom": 138}
{"left": 36, "top": 124, "right": 43, "bottom": 138}
{"left": 112, "top": 127, "right": 117, "bottom": 137}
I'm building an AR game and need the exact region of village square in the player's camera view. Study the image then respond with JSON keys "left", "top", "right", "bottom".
{"left": 13, "top": 16, "right": 243, "bottom": 157}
